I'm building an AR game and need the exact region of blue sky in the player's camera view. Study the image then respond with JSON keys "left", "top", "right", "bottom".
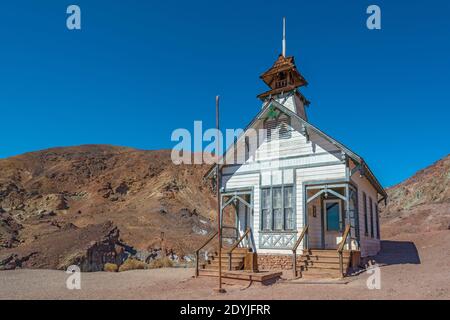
{"left": 0, "top": 0, "right": 449, "bottom": 187}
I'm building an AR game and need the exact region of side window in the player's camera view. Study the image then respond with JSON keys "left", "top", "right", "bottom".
{"left": 375, "top": 203, "right": 380, "bottom": 239}
{"left": 284, "top": 186, "right": 295, "bottom": 230}
{"left": 369, "top": 197, "right": 374, "bottom": 238}
{"left": 261, "top": 188, "right": 272, "bottom": 230}
{"left": 272, "top": 187, "right": 283, "bottom": 230}
{"left": 363, "top": 193, "right": 368, "bottom": 236}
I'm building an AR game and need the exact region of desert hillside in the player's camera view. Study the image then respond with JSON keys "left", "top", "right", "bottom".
{"left": 380, "top": 154, "right": 450, "bottom": 237}
{"left": 1, "top": 145, "right": 448, "bottom": 272}
{"left": 0, "top": 145, "right": 217, "bottom": 270}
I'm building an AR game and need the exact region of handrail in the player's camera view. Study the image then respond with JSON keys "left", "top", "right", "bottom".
{"left": 227, "top": 228, "right": 251, "bottom": 254}
{"left": 195, "top": 231, "right": 218, "bottom": 277}
{"left": 292, "top": 225, "right": 309, "bottom": 278}
{"left": 337, "top": 224, "right": 351, "bottom": 253}
{"left": 293, "top": 225, "right": 309, "bottom": 252}
{"left": 337, "top": 224, "right": 351, "bottom": 277}
{"left": 227, "top": 228, "right": 252, "bottom": 270}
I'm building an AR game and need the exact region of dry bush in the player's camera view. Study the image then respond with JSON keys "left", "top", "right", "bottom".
{"left": 149, "top": 257, "right": 173, "bottom": 269}
{"left": 104, "top": 263, "right": 118, "bottom": 272}
{"left": 118, "top": 258, "right": 149, "bottom": 272}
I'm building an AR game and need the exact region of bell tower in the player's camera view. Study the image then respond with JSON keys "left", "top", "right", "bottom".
{"left": 258, "top": 18, "right": 310, "bottom": 120}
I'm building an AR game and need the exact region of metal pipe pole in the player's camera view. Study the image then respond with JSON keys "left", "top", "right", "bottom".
{"left": 215, "top": 95, "right": 225, "bottom": 293}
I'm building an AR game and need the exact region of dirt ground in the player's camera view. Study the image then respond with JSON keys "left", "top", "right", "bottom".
{"left": 1, "top": 231, "right": 449, "bottom": 300}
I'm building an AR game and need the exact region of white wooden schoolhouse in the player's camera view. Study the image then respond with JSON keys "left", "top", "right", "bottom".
{"left": 199, "top": 21, "right": 386, "bottom": 279}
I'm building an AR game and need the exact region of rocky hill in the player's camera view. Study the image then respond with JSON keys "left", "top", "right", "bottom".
{"left": 0, "top": 145, "right": 217, "bottom": 270}
{"left": 1, "top": 145, "right": 448, "bottom": 271}
{"left": 380, "top": 154, "right": 450, "bottom": 237}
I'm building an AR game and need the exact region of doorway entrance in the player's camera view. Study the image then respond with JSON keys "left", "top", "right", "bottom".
{"left": 323, "top": 199, "right": 343, "bottom": 249}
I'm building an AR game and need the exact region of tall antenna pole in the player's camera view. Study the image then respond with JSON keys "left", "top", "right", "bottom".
{"left": 215, "top": 95, "right": 225, "bottom": 293}
{"left": 282, "top": 17, "right": 286, "bottom": 57}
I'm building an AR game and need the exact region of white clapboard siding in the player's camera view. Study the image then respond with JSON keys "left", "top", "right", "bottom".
{"left": 221, "top": 173, "right": 259, "bottom": 190}
{"left": 218, "top": 107, "right": 359, "bottom": 254}
{"left": 222, "top": 152, "right": 341, "bottom": 177}
{"left": 255, "top": 126, "right": 340, "bottom": 161}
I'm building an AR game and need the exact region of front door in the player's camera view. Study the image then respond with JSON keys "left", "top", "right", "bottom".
{"left": 323, "top": 199, "right": 342, "bottom": 249}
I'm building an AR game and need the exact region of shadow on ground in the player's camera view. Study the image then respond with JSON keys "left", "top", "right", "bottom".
{"left": 374, "top": 240, "right": 421, "bottom": 266}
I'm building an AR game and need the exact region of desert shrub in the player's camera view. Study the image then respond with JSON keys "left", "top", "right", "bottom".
{"left": 149, "top": 257, "right": 173, "bottom": 269}
{"left": 103, "top": 263, "right": 118, "bottom": 272}
{"left": 118, "top": 258, "right": 149, "bottom": 272}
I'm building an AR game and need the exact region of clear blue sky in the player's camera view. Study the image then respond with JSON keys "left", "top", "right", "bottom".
{"left": 0, "top": 0, "right": 449, "bottom": 187}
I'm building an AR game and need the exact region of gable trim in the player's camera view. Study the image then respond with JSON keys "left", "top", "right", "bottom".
{"left": 204, "top": 98, "right": 387, "bottom": 199}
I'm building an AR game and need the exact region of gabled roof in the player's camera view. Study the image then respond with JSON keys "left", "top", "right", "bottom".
{"left": 260, "top": 55, "right": 295, "bottom": 76}
{"left": 204, "top": 99, "right": 387, "bottom": 199}
{"left": 260, "top": 55, "right": 307, "bottom": 88}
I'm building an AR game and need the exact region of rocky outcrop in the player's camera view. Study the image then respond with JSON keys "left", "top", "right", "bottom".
{"left": 0, "top": 221, "right": 128, "bottom": 271}
{"left": 58, "top": 224, "right": 128, "bottom": 272}
{"left": 0, "top": 145, "right": 217, "bottom": 271}
{"left": 0, "top": 252, "right": 36, "bottom": 270}
{"left": 380, "top": 155, "right": 450, "bottom": 236}
{"left": 382, "top": 155, "right": 450, "bottom": 213}
{"left": 0, "top": 209, "right": 22, "bottom": 248}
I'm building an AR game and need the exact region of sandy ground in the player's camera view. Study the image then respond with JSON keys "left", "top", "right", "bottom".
{"left": 1, "top": 231, "right": 449, "bottom": 300}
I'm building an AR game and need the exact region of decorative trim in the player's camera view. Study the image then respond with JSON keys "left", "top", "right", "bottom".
{"left": 259, "top": 232, "right": 297, "bottom": 249}
{"left": 222, "top": 160, "right": 345, "bottom": 177}
{"left": 222, "top": 150, "right": 342, "bottom": 170}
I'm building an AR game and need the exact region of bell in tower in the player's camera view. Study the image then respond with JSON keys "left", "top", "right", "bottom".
{"left": 258, "top": 18, "right": 310, "bottom": 120}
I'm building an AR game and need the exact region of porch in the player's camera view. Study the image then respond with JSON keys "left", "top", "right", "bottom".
{"left": 195, "top": 182, "right": 360, "bottom": 279}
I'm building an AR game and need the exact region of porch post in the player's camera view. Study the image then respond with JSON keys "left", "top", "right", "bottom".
{"left": 345, "top": 184, "right": 351, "bottom": 249}
{"left": 234, "top": 202, "right": 239, "bottom": 240}
{"left": 220, "top": 195, "right": 224, "bottom": 248}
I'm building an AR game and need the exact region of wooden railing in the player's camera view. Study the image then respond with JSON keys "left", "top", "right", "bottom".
{"left": 194, "top": 231, "right": 218, "bottom": 277}
{"left": 275, "top": 79, "right": 288, "bottom": 88}
{"left": 227, "top": 228, "right": 252, "bottom": 271}
{"left": 337, "top": 224, "right": 351, "bottom": 277}
{"left": 292, "top": 225, "right": 309, "bottom": 278}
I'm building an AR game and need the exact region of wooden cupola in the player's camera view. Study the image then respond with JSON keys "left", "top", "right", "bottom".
{"left": 257, "top": 54, "right": 308, "bottom": 100}
{"left": 257, "top": 18, "right": 310, "bottom": 120}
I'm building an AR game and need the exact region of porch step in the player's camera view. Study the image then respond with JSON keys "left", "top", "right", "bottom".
{"left": 198, "top": 269, "right": 282, "bottom": 284}
{"left": 210, "top": 256, "right": 246, "bottom": 263}
{"left": 300, "top": 255, "right": 350, "bottom": 263}
{"left": 202, "top": 260, "right": 244, "bottom": 270}
{"left": 302, "top": 261, "right": 343, "bottom": 269}
{"left": 304, "top": 250, "right": 351, "bottom": 258}
{"left": 199, "top": 247, "right": 250, "bottom": 273}
{"left": 296, "top": 249, "right": 353, "bottom": 278}
{"left": 218, "top": 254, "right": 248, "bottom": 260}
{"left": 203, "top": 265, "right": 242, "bottom": 273}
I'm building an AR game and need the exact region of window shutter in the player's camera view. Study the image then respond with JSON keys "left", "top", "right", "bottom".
{"left": 264, "top": 116, "right": 292, "bottom": 141}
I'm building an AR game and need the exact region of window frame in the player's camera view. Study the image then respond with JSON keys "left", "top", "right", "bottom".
{"left": 324, "top": 199, "right": 342, "bottom": 232}
{"left": 375, "top": 202, "right": 380, "bottom": 239}
{"left": 363, "top": 192, "right": 369, "bottom": 236}
{"left": 260, "top": 184, "right": 295, "bottom": 232}
{"left": 369, "top": 197, "right": 374, "bottom": 238}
